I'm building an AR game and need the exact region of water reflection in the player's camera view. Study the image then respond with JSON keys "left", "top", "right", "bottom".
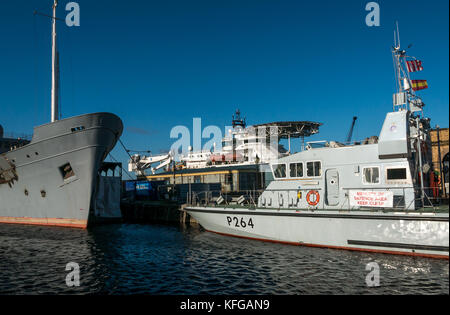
{"left": 0, "top": 223, "right": 448, "bottom": 295}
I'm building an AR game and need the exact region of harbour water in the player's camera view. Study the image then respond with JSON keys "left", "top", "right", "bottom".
{"left": 0, "top": 223, "right": 448, "bottom": 295}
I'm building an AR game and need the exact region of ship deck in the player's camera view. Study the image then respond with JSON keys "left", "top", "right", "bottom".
{"left": 193, "top": 203, "right": 449, "bottom": 213}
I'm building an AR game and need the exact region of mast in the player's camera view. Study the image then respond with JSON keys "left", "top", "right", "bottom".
{"left": 392, "top": 23, "right": 408, "bottom": 112}
{"left": 392, "top": 23, "right": 431, "bottom": 207}
{"left": 51, "top": 0, "right": 59, "bottom": 122}
{"left": 392, "top": 22, "right": 425, "bottom": 114}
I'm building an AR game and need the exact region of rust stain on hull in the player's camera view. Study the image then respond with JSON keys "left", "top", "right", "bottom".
{"left": 0, "top": 216, "right": 88, "bottom": 229}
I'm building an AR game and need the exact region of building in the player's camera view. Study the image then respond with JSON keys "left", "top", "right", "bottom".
{"left": 430, "top": 127, "right": 449, "bottom": 196}
{"left": 143, "top": 163, "right": 272, "bottom": 193}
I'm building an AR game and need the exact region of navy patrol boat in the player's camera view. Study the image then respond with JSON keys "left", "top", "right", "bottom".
{"left": 185, "top": 28, "right": 449, "bottom": 259}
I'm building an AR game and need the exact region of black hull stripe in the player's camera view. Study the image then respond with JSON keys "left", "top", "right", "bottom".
{"left": 185, "top": 208, "right": 449, "bottom": 222}
{"left": 347, "top": 240, "right": 449, "bottom": 252}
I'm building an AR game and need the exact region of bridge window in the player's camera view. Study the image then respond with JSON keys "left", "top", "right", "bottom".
{"left": 306, "top": 161, "right": 321, "bottom": 177}
{"left": 71, "top": 126, "right": 85, "bottom": 133}
{"left": 387, "top": 168, "right": 407, "bottom": 180}
{"left": 273, "top": 164, "right": 287, "bottom": 178}
{"left": 290, "top": 163, "right": 303, "bottom": 178}
{"left": 363, "top": 167, "right": 380, "bottom": 184}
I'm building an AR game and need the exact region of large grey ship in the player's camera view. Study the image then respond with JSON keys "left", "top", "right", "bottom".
{"left": 0, "top": 1, "right": 123, "bottom": 228}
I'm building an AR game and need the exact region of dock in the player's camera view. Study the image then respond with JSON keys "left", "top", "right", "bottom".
{"left": 120, "top": 200, "right": 198, "bottom": 226}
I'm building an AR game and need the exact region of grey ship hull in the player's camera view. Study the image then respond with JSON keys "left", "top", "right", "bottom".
{"left": 0, "top": 113, "right": 123, "bottom": 228}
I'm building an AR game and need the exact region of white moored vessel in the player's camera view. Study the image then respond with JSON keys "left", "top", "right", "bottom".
{"left": 128, "top": 109, "right": 321, "bottom": 176}
{"left": 184, "top": 28, "right": 449, "bottom": 259}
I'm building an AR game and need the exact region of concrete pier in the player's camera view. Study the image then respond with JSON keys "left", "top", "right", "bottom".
{"left": 121, "top": 200, "right": 198, "bottom": 226}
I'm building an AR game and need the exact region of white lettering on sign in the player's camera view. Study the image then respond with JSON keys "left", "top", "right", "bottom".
{"left": 349, "top": 190, "right": 393, "bottom": 208}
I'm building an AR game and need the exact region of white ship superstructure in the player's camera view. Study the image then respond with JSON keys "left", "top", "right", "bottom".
{"left": 128, "top": 109, "right": 321, "bottom": 175}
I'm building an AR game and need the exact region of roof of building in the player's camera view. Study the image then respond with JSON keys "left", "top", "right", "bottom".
{"left": 144, "top": 163, "right": 263, "bottom": 178}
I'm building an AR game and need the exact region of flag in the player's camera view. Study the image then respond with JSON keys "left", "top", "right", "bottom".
{"left": 406, "top": 60, "right": 423, "bottom": 72}
{"left": 411, "top": 80, "right": 428, "bottom": 91}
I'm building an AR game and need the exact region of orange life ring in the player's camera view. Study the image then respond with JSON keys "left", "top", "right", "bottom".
{"left": 306, "top": 190, "right": 320, "bottom": 206}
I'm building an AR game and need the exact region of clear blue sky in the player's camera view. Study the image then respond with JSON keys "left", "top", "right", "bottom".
{"left": 0, "top": 0, "right": 448, "bottom": 169}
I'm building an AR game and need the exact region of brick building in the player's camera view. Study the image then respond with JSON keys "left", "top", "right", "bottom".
{"left": 430, "top": 127, "right": 449, "bottom": 196}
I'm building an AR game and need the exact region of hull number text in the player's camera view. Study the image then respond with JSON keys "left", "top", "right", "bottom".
{"left": 226, "top": 216, "right": 254, "bottom": 229}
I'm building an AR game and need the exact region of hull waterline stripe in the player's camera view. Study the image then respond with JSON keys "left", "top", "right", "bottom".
{"left": 205, "top": 230, "right": 449, "bottom": 260}
{"left": 347, "top": 240, "right": 449, "bottom": 252}
{"left": 0, "top": 217, "right": 87, "bottom": 229}
{"left": 185, "top": 208, "right": 448, "bottom": 222}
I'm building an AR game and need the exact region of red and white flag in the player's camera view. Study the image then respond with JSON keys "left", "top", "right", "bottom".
{"left": 406, "top": 60, "right": 423, "bottom": 72}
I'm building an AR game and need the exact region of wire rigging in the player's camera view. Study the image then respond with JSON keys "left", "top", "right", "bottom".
{"left": 108, "top": 153, "right": 134, "bottom": 180}
{"left": 119, "top": 138, "right": 135, "bottom": 159}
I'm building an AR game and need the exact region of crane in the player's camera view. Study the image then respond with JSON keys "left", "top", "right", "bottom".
{"left": 128, "top": 153, "right": 173, "bottom": 176}
{"left": 346, "top": 116, "right": 358, "bottom": 144}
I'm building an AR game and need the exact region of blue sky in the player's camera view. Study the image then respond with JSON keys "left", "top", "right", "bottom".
{"left": 0, "top": 0, "right": 448, "bottom": 170}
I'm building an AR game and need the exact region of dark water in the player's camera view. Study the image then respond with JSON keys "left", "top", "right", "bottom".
{"left": 0, "top": 223, "right": 448, "bottom": 295}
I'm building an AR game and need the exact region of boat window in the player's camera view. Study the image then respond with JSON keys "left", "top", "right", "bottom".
{"left": 273, "top": 164, "right": 287, "bottom": 178}
{"left": 306, "top": 161, "right": 321, "bottom": 177}
{"left": 71, "top": 126, "right": 85, "bottom": 133}
{"left": 290, "top": 163, "right": 303, "bottom": 178}
{"left": 387, "top": 168, "right": 407, "bottom": 180}
{"left": 363, "top": 167, "right": 380, "bottom": 184}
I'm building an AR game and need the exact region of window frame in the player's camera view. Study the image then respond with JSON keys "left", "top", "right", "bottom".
{"left": 289, "top": 162, "right": 304, "bottom": 178}
{"left": 194, "top": 175, "right": 202, "bottom": 184}
{"left": 306, "top": 160, "right": 322, "bottom": 178}
{"left": 385, "top": 167, "right": 409, "bottom": 183}
{"left": 362, "top": 166, "right": 381, "bottom": 185}
{"left": 272, "top": 163, "right": 287, "bottom": 179}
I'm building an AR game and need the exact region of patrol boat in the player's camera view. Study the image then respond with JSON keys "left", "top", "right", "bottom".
{"left": 185, "top": 31, "right": 449, "bottom": 259}
{"left": 0, "top": 1, "right": 123, "bottom": 228}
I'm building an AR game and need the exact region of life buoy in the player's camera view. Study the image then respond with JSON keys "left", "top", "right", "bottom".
{"left": 306, "top": 190, "right": 320, "bottom": 206}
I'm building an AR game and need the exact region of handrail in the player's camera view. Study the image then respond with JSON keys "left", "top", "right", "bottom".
{"left": 1, "top": 132, "right": 32, "bottom": 141}
{"left": 186, "top": 189, "right": 265, "bottom": 207}
{"left": 186, "top": 185, "right": 448, "bottom": 210}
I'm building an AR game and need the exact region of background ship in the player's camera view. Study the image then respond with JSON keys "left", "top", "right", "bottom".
{"left": 0, "top": 1, "right": 123, "bottom": 228}
{"left": 128, "top": 110, "right": 322, "bottom": 194}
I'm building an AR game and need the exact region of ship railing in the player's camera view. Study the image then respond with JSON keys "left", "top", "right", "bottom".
{"left": 186, "top": 187, "right": 447, "bottom": 212}
{"left": 413, "top": 186, "right": 449, "bottom": 207}
{"left": 186, "top": 189, "right": 265, "bottom": 208}
{"left": 1, "top": 132, "right": 32, "bottom": 141}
